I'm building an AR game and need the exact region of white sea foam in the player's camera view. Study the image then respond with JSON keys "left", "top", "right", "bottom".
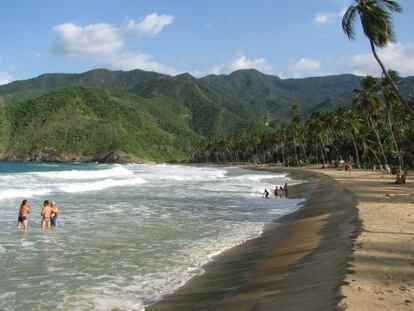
{"left": 0, "top": 188, "right": 51, "bottom": 200}
{"left": 232, "top": 173, "right": 288, "bottom": 181}
{"left": 59, "top": 177, "right": 147, "bottom": 193}
{"left": 36, "top": 165, "right": 133, "bottom": 180}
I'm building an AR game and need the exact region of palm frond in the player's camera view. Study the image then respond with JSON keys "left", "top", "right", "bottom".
{"left": 360, "top": 4, "right": 396, "bottom": 47}
{"left": 342, "top": 5, "right": 358, "bottom": 39}
{"left": 379, "top": 0, "right": 403, "bottom": 13}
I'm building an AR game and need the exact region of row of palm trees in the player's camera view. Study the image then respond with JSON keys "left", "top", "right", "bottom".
{"left": 189, "top": 73, "right": 413, "bottom": 171}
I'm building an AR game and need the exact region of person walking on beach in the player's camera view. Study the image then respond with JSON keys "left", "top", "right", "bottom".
{"left": 40, "top": 200, "right": 52, "bottom": 229}
{"left": 17, "top": 199, "right": 31, "bottom": 229}
{"left": 50, "top": 201, "right": 59, "bottom": 227}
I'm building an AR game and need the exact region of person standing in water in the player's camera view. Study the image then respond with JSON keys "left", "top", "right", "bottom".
{"left": 284, "top": 183, "right": 289, "bottom": 198}
{"left": 50, "top": 201, "right": 59, "bottom": 227}
{"left": 17, "top": 199, "right": 31, "bottom": 229}
{"left": 263, "top": 189, "right": 270, "bottom": 198}
{"left": 40, "top": 200, "right": 52, "bottom": 229}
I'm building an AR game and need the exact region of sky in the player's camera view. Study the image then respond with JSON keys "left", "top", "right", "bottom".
{"left": 0, "top": 0, "right": 414, "bottom": 85}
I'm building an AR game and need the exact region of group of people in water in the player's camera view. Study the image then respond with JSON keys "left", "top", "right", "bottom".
{"left": 263, "top": 183, "right": 288, "bottom": 199}
{"left": 17, "top": 199, "right": 59, "bottom": 230}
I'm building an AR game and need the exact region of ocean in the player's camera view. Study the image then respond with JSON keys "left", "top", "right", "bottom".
{"left": 0, "top": 162, "right": 303, "bottom": 310}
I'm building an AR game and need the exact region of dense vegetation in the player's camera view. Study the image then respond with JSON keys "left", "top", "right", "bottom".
{"left": 192, "top": 71, "right": 414, "bottom": 171}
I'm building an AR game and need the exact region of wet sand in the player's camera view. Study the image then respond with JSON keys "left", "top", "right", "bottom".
{"left": 147, "top": 169, "right": 358, "bottom": 311}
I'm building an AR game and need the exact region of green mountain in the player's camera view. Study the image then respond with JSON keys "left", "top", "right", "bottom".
{"left": 0, "top": 68, "right": 413, "bottom": 162}
{"left": 200, "top": 70, "right": 365, "bottom": 125}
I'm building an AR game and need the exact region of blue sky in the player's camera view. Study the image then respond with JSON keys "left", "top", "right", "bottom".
{"left": 0, "top": 0, "right": 413, "bottom": 84}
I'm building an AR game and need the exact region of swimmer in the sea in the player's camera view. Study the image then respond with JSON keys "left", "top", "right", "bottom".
{"left": 40, "top": 200, "right": 52, "bottom": 229}
{"left": 17, "top": 199, "right": 31, "bottom": 229}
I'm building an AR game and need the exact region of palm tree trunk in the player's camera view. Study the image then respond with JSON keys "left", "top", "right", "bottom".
{"left": 387, "top": 109, "right": 404, "bottom": 173}
{"left": 318, "top": 134, "right": 327, "bottom": 165}
{"left": 294, "top": 144, "right": 299, "bottom": 166}
{"left": 369, "top": 146, "right": 383, "bottom": 172}
{"left": 370, "top": 40, "right": 414, "bottom": 118}
{"left": 351, "top": 136, "right": 361, "bottom": 169}
{"left": 315, "top": 141, "right": 319, "bottom": 165}
{"left": 368, "top": 115, "right": 389, "bottom": 170}
{"left": 300, "top": 140, "right": 308, "bottom": 163}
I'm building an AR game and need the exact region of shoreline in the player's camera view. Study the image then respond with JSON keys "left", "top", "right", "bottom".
{"left": 147, "top": 168, "right": 359, "bottom": 310}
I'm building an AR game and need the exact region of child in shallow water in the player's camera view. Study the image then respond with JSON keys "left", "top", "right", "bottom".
{"left": 50, "top": 201, "right": 59, "bottom": 227}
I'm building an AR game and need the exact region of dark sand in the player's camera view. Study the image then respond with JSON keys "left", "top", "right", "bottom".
{"left": 146, "top": 169, "right": 359, "bottom": 311}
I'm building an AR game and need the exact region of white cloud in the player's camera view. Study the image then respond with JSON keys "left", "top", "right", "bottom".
{"left": 345, "top": 42, "right": 414, "bottom": 76}
{"left": 122, "top": 13, "right": 174, "bottom": 36}
{"left": 314, "top": 7, "right": 346, "bottom": 25}
{"left": 287, "top": 58, "right": 321, "bottom": 78}
{"left": 102, "top": 52, "right": 177, "bottom": 75}
{"left": 52, "top": 23, "right": 123, "bottom": 55}
{"left": 0, "top": 72, "right": 12, "bottom": 85}
{"left": 52, "top": 13, "right": 174, "bottom": 56}
{"left": 211, "top": 54, "right": 272, "bottom": 75}
{"left": 51, "top": 13, "right": 177, "bottom": 75}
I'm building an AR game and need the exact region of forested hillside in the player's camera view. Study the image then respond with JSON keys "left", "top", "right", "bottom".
{"left": 0, "top": 68, "right": 413, "bottom": 162}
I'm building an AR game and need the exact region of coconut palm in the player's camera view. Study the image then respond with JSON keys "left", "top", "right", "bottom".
{"left": 354, "top": 76, "right": 388, "bottom": 170}
{"left": 342, "top": 0, "right": 414, "bottom": 118}
{"left": 382, "top": 69, "right": 404, "bottom": 172}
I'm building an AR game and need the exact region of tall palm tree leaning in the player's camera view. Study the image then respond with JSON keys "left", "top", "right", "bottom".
{"left": 342, "top": 0, "right": 414, "bottom": 118}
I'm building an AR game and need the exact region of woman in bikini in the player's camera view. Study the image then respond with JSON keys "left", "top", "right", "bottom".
{"left": 40, "top": 200, "right": 52, "bottom": 229}
{"left": 17, "top": 199, "right": 31, "bottom": 229}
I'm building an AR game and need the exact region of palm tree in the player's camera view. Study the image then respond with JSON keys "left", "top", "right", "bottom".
{"left": 309, "top": 112, "right": 328, "bottom": 165}
{"left": 342, "top": 0, "right": 414, "bottom": 118}
{"left": 382, "top": 69, "right": 404, "bottom": 172}
{"left": 354, "top": 76, "right": 388, "bottom": 170}
{"left": 336, "top": 107, "right": 364, "bottom": 169}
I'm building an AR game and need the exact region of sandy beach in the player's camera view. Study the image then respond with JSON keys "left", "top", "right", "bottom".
{"left": 309, "top": 168, "right": 414, "bottom": 310}
{"left": 147, "top": 167, "right": 414, "bottom": 311}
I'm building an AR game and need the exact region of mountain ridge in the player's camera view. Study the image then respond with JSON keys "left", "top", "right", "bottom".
{"left": 1, "top": 68, "right": 413, "bottom": 162}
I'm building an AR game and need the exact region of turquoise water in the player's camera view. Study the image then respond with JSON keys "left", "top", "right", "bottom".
{"left": 0, "top": 163, "right": 303, "bottom": 310}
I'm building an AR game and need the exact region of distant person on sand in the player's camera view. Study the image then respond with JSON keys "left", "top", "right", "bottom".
{"left": 17, "top": 199, "right": 31, "bottom": 229}
{"left": 284, "top": 183, "right": 289, "bottom": 198}
{"left": 50, "top": 201, "right": 59, "bottom": 227}
{"left": 402, "top": 170, "right": 408, "bottom": 184}
{"left": 263, "top": 189, "right": 269, "bottom": 199}
{"left": 40, "top": 200, "right": 52, "bottom": 229}
{"left": 394, "top": 174, "right": 402, "bottom": 184}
